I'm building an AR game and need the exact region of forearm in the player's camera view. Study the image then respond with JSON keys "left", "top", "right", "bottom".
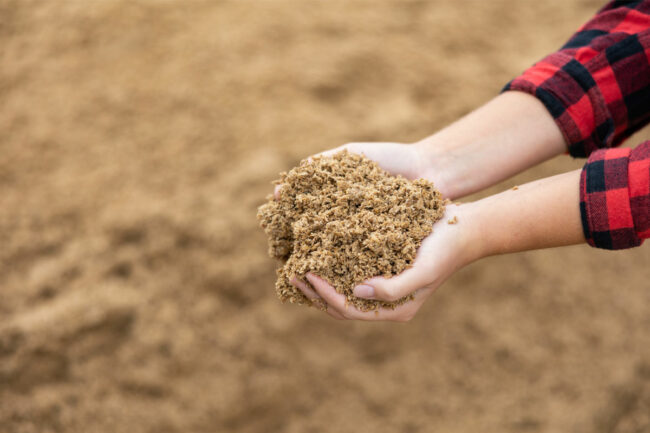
{"left": 415, "top": 92, "right": 566, "bottom": 199}
{"left": 463, "top": 169, "right": 584, "bottom": 259}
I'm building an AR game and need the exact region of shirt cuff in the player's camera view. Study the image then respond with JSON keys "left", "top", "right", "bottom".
{"left": 580, "top": 146, "right": 644, "bottom": 250}
{"left": 503, "top": 52, "right": 613, "bottom": 158}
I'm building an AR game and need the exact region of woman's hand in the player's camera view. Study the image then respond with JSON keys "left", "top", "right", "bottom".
{"left": 291, "top": 203, "right": 480, "bottom": 322}
{"left": 277, "top": 141, "right": 464, "bottom": 321}
{"left": 277, "top": 141, "right": 466, "bottom": 320}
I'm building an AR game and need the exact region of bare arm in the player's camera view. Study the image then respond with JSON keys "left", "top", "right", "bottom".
{"left": 466, "top": 169, "right": 583, "bottom": 257}
{"left": 415, "top": 91, "right": 567, "bottom": 199}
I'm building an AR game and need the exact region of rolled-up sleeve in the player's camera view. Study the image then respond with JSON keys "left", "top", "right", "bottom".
{"left": 580, "top": 141, "right": 650, "bottom": 249}
{"left": 503, "top": 1, "right": 650, "bottom": 157}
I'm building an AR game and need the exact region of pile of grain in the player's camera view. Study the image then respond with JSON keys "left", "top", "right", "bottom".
{"left": 257, "top": 150, "right": 445, "bottom": 311}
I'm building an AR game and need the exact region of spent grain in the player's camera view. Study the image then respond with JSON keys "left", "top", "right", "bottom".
{"left": 257, "top": 150, "right": 445, "bottom": 311}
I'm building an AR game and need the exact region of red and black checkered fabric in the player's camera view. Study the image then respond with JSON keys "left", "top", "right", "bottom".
{"left": 504, "top": 0, "right": 650, "bottom": 157}
{"left": 580, "top": 142, "right": 650, "bottom": 249}
{"left": 504, "top": 1, "right": 650, "bottom": 249}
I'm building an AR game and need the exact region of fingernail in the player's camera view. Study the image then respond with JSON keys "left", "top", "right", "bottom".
{"left": 353, "top": 284, "right": 375, "bottom": 299}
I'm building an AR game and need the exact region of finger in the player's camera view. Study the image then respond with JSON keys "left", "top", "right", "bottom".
{"left": 353, "top": 264, "right": 432, "bottom": 302}
{"left": 309, "top": 295, "right": 345, "bottom": 320}
{"left": 306, "top": 273, "right": 422, "bottom": 322}
{"left": 290, "top": 276, "right": 319, "bottom": 299}
{"left": 325, "top": 306, "right": 346, "bottom": 320}
{"left": 305, "top": 273, "right": 354, "bottom": 318}
{"left": 274, "top": 184, "right": 282, "bottom": 199}
{"left": 291, "top": 276, "right": 345, "bottom": 319}
{"left": 367, "top": 287, "right": 432, "bottom": 322}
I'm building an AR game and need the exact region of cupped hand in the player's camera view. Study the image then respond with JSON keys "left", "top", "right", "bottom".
{"left": 291, "top": 204, "right": 480, "bottom": 322}
{"left": 275, "top": 141, "right": 473, "bottom": 321}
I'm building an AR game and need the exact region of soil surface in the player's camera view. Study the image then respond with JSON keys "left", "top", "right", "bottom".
{"left": 1, "top": 1, "right": 649, "bottom": 432}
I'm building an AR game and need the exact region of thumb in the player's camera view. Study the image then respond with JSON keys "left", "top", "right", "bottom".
{"left": 353, "top": 265, "right": 432, "bottom": 302}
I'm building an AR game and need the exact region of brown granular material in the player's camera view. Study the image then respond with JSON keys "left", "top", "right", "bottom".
{"left": 257, "top": 150, "right": 446, "bottom": 311}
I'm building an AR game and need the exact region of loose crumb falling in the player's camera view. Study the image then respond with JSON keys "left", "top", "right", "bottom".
{"left": 447, "top": 215, "right": 458, "bottom": 225}
{"left": 257, "top": 150, "right": 446, "bottom": 311}
{"left": 512, "top": 185, "right": 519, "bottom": 191}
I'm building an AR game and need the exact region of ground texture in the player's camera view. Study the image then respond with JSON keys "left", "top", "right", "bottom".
{"left": 1, "top": 1, "right": 649, "bottom": 432}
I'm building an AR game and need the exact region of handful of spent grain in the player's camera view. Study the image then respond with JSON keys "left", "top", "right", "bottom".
{"left": 257, "top": 150, "right": 446, "bottom": 311}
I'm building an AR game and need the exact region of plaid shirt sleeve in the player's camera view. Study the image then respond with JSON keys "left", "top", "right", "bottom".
{"left": 503, "top": 1, "right": 650, "bottom": 250}
{"left": 581, "top": 142, "right": 650, "bottom": 249}
{"left": 503, "top": 1, "right": 650, "bottom": 157}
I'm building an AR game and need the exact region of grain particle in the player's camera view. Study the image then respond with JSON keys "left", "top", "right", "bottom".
{"left": 257, "top": 150, "right": 445, "bottom": 311}
{"left": 447, "top": 216, "right": 458, "bottom": 225}
{"left": 512, "top": 185, "right": 519, "bottom": 191}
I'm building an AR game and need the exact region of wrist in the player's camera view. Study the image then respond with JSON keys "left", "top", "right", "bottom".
{"left": 461, "top": 195, "right": 514, "bottom": 259}
{"left": 413, "top": 139, "right": 463, "bottom": 199}
{"left": 413, "top": 93, "right": 567, "bottom": 200}
{"left": 444, "top": 202, "right": 487, "bottom": 265}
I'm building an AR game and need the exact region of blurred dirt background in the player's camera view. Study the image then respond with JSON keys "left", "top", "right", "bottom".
{"left": 1, "top": 1, "right": 649, "bottom": 432}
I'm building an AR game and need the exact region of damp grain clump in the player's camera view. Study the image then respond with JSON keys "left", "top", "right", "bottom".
{"left": 257, "top": 150, "right": 445, "bottom": 311}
